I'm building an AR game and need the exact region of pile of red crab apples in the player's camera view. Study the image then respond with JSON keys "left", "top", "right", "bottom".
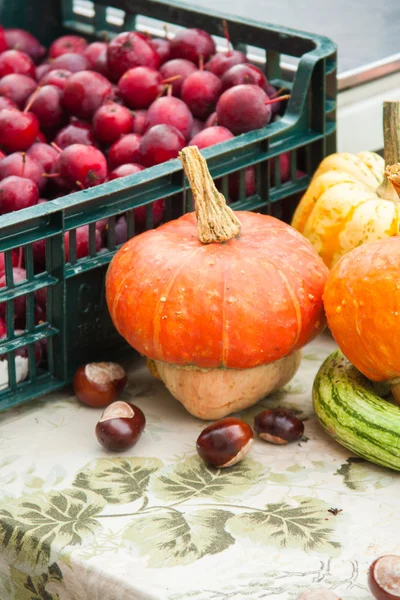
{"left": 0, "top": 25, "right": 292, "bottom": 347}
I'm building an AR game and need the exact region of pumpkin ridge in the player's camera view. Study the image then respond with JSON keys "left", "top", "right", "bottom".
{"left": 259, "top": 254, "right": 301, "bottom": 353}
{"left": 152, "top": 245, "right": 204, "bottom": 359}
{"left": 221, "top": 262, "right": 228, "bottom": 367}
{"left": 106, "top": 236, "right": 148, "bottom": 332}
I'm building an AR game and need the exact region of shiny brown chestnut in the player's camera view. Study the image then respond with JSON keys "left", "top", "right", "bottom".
{"left": 296, "top": 589, "right": 341, "bottom": 600}
{"left": 196, "top": 417, "right": 253, "bottom": 468}
{"left": 95, "top": 401, "right": 145, "bottom": 451}
{"left": 254, "top": 408, "right": 304, "bottom": 444}
{"left": 73, "top": 361, "right": 127, "bottom": 407}
{"left": 368, "top": 555, "right": 400, "bottom": 600}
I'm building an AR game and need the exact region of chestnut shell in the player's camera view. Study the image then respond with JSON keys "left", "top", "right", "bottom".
{"left": 96, "top": 401, "right": 146, "bottom": 452}
{"left": 254, "top": 408, "right": 304, "bottom": 444}
{"left": 196, "top": 417, "right": 253, "bottom": 468}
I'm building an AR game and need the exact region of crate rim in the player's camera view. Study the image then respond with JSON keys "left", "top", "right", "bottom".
{"left": 95, "top": 0, "right": 337, "bottom": 55}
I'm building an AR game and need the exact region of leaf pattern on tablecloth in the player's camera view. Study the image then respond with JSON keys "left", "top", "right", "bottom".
{"left": 226, "top": 496, "right": 341, "bottom": 554}
{"left": 7, "top": 563, "right": 62, "bottom": 600}
{"left": 123, "top": 508, "right": 235, "bottom": 567}
{"left": 151, "top": 455, "right": 266, "bottom": 502}
{"left": 73, "top": 457, "right": 163, "bottom": 504}
{"left": 335, "top": 457, "right": 395, "bottom": 492}
{"left": 0, "top": 489, "right": 105, "bottom": 573}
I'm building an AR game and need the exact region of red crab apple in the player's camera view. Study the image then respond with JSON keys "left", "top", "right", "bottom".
{"left": 107, "top": 32, "right": 160, "bottom": 81}
{"left": 170, "top": 28, "right": 215, "bottom": 65}
{"left": 4, "top": 29, "right": 46, "bottom": 63}
{"left": 56, "top": 144, "right": 108, "bottom": 191}
{"left": 118, "top": 66, "right": 165, "bottom": 109}
{"left": 205, "top": 49, "right": 246, "bottom": 77}
{"left": 145, "top": 96, "right": 193, "bottom": 141}
{"left": 0, "top": 26, "right": 8, "bottom": 54}
{"left": 63, "top": 71, "right": 113, "bottom": 120}
{"left": 139, "top": 124, "right": 185, "bottom": 167}
{"left": 0, "top": 176, "right": 39, "bottom": 213}
{"left": 189, "top": 126, "right": 234, "bottom": 148}
{"left": 108, "top": 134, "right": 142, "bottom": 169}
{"left": 0, "top": 50, "right": 36, "bottom": 79}
{"left": 0, "top": 108, "right": 39, "bottom": 152}
{"left": 48, "top": 53, "right": 89, "bottom": 73}
{"left": 93, "top": 102, "right": 133, "bottom": 144}
{"left": 54, "top": 120, "right": 97, "bottom": 149}
{"left": 0, "top": 152, "right": 46, "bottom": 191}
{"left": 221, "top": 63, "right": 267, "bottom": 92}
{"left": 49, "top": 35, "right": 88, "bottom": 59}
{"left": 26, "top": 84, "right": 67, "bottom": 133}
{"left": 181, "top": 70, "right": 222, "bottom": 120}
{"left": 216, "top": 84, "right": 272, "bottom": 135}
{"left": 159, "top": 59, "right": 197, "bottom": 97}
{"left": 0, "top": 73, "right": 36, "bottom": 108}
{"left": 39, "top": 69, "right": 71, "bottom": 90}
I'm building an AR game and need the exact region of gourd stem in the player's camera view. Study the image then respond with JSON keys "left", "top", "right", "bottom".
{"left": 179, "top": 146, "right": 242, "bottom": 244}
{"left": 385, "top": 163, "right": 400, "bottom": 199}
{"left": 377, "top": 101, "right": 400, "bottom": 201}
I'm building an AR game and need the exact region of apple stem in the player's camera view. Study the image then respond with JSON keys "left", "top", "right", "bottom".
{"left": 265, "top": 94, "right": 290, "bottom": 106}
{"left": 51, "top": 142, "right": 62, "bottom": 154}
{"left": 75, "top": 180, "right": 84, "bottom": 190}
{"left": 162, "top": 75, "right": 181, "bottom": 84}
{"left": 42, "top": 172, "right": 60, "bottom": 178}
{"left": 222, "top": 19, "right": 232, "bottom": 54}
{"left": 24, "top": 85, "right": 42, "bottom": 113}
{"left": 101, "top": 30, "right": 109, "bottom": 43}
{"left": 270, "top": 86, "right": 286, "bottom": 99}
{"left": 163, "top": 23, "right": 169, "bottom": 40}
{"left": 199, "top": 54, "right": 204, "bottom": 71}
{"left": 166, "top": 84, "right": 173, "bottom": 97}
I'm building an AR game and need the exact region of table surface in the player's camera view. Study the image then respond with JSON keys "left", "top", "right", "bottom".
{"left": 0, "top": 333, "right": 397, "bottom": 600}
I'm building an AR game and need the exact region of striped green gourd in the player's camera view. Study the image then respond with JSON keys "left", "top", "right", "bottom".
{"left": 313, "top": 350, "right": 400, "bottom": 471}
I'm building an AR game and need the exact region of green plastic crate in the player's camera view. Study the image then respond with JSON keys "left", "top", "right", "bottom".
{"left": 0, "top": 0, "right": 337, "bottom": 411}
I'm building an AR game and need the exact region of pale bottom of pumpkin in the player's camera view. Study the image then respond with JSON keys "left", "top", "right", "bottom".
{"left": 147, "top": 351, "right": 302, "bottom": 420}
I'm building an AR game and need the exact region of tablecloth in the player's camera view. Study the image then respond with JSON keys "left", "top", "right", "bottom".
{"left": 0, "top": 333, "right": 397, "bottom": 600}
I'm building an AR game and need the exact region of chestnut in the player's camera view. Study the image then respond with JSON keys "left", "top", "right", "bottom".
{"left": 254, "top": 408, "right": 304, "bottom": 444}
{"left": 95, "top": 401, "right": 146, "bottom": 451}
{"left": 369, "top": 555, "right": 400, "bottom": 600}
{"left": 296, "top": 589, "right": 341, "bottom": 600}
{"left": 196, "top": 417, "right": 253, "bottom": 468}
{"left": 73, "top": 361, "right": 127, "bottom": 407}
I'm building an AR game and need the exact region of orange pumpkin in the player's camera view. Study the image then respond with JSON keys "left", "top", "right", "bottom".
{"left": 324, "top": 163, "right": 400, "bottom": 401}
{"left": 106, "top": 146, "right": 328, "bottom": 419}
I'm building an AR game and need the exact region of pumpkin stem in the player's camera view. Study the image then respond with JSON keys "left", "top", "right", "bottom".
{"left": 179, "top": 146, "right": 242, "bottom": 244}
{"left": 385, "top": 163, "right": 400, "bottom": 199}
{"left": 377, "top": 101, "right": 400, "bottom": 201}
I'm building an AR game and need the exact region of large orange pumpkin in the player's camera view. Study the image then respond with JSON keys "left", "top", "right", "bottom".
{"left": 324, "top": 164, "right": 400, "bottom": 401}
{"left": 106, "top": 146, "right": 328, "bottom": 419}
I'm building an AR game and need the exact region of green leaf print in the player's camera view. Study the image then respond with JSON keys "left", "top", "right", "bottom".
{"left": 336, "top": 457, "right": 395, "bottom": 492}
{"left": 226, "top": 496, "right": 341, "bottom": 554}
{"left": 123, "top": 508, "right": 234, "bottom": 567}
{"left": 7, "top": 563, "right": 62, "bottom": 600}
{"left": 73, "top": 457, "right": 163, "bottom": 504}
{"left": 0, "top": 489, "right": 105, "bottom": 573}
{"left": 151, "top": 455, "right": 266, "bottom": 503}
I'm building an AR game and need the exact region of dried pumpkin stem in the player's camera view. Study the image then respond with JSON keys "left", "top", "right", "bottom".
{"left": 179, "top": 146, "right": 242, "bottom": 244}
{"left": 377, "top": 101, "right": 400, "bottom": 201}
{"left": 385, "top": 163, "right": 400, "bottom": 199}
